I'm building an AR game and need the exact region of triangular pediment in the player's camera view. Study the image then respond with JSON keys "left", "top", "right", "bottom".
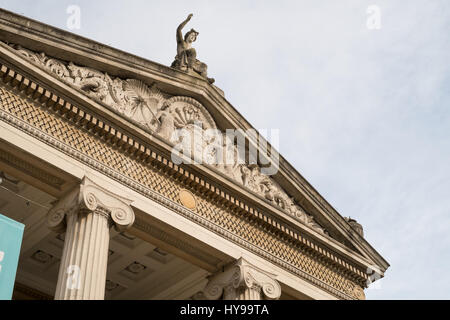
{"left": 6, "top": 42, "right": 331, "bottom": 234}
{"left": 0, "top": 8, "right": 389, "bottom": 275}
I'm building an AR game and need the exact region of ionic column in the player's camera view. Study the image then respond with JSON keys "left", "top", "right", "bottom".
{"left": 203, "top": 258, "right": 281, "bottom": 300}
{"left": 47, "top": 177, "right": 134, "bottom": 300}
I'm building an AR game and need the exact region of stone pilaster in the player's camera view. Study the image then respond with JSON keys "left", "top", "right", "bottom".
{"left": 203, "top": 258, "right": 281, "bottom": 300}
{"left": 47, "top": 177, "right": 134, "bottom": 300}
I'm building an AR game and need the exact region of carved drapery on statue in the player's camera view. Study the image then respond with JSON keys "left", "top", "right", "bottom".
{"left": 9, "top": 43, "right": 327, "bottom": 235}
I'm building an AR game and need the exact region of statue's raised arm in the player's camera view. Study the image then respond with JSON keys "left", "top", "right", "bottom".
{"left": 176, "top": 14, "right": 193, "bottom": 43}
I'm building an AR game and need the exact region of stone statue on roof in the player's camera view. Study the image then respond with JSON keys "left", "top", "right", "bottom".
{"left": 171, "top": 14, "right": 215, "bottom": 84}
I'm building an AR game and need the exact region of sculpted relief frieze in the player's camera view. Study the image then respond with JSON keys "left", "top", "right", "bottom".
{"left": 8, "top": 43, "right": 327, "bottom": 235}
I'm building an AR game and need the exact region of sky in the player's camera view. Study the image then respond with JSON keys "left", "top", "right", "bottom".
{"left": 1, "top": 0, "right": 449, "bottom": 299}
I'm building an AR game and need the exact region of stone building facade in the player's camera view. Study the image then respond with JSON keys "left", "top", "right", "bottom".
{"left": 0, "top": 9, "right": 388, "bottom": 300}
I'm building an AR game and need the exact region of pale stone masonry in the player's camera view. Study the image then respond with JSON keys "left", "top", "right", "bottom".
{"left": 203, "top": 258, "right": 282, "bottom": 300}
{"left": 47, "top": 177, "right": 134, "bottom": 299}
{"left": 0, "top": 8, "right": 388, "bottom": 300}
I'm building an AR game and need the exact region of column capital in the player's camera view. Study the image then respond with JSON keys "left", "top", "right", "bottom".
{"left": 203, "top": 258, "right": 281, "bottom": 300}
{"left": 47, "top": 176, "right": 135, "bottom": 233}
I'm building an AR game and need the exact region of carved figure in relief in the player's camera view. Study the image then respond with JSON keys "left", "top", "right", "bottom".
{"left": 171, "top": 14, "right": 215, "bottom": 84}
{"left": 155, "top": 104, "right": 176, "bottom": 141}
{"left": 9, "top": 42, "right": 328, "bottom": 235}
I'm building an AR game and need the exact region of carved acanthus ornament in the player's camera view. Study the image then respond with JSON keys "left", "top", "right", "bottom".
{"left": 203, "top": 258, "right": 282, "bottom": 300}
{"left": 9, "top": 43, "right": 326, "bottom": 235}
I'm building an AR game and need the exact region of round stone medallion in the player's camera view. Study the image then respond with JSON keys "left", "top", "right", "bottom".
{"left": 179, "top": 189, "right": 196, "bottom": 210}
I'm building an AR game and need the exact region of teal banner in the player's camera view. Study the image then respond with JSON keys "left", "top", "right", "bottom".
{"left": 0, "top": 214, "right": 24, "bottom": 300}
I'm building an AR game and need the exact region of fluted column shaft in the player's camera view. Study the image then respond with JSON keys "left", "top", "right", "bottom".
{"left": 47, "top": 177, "right": 134, "bottom": 300}
{"left": 55, "top": 207, "right": 111, "bottom": 299}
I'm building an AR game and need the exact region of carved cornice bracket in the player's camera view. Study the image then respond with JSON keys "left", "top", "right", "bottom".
{"left": 203, "top": 258, "right": 282, "bottom": 300}
{"left": 47, "top": 176, "right": 135, "bottom": 233}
